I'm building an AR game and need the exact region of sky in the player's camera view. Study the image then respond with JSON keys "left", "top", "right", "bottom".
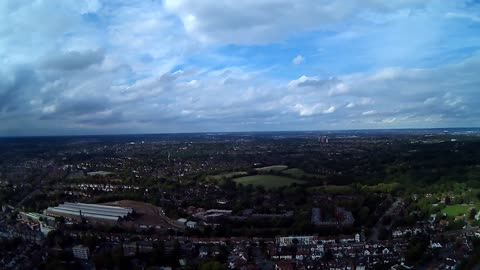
{"left": 1, "top": 0, "right": 480, "bottom": 136}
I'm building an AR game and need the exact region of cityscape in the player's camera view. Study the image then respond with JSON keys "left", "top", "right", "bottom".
{"left": 1, "top": 0, "right": 480, "bottom": 269}
{"left": 1, "top": 129, "right": 480, "bottom": 269}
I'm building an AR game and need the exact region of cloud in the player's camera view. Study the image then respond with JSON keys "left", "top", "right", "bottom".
{"left": 346, "top": 102, "right": 355, "bottom": 108}
{"left": 288, "top": 75, "right": 339, "bottom": 88}
{"left": 423, "top": 97, "right": 437, "bottom": 105}
{"left": 323, "top": 106, "right": 336, "bottom": 114}
{"left": 1, "top": 0, "right": 480, "bottom": 135}
{"left": 292, "top": 103, "right": 336, "bottom": 116}
{"left": 41, "top": 50, "right": 105, "bottom": 70}
{"left": 382, "top": 117, "right": 397, "bottom": 123}
{"left": 164, "top": 0, "right": 429, "bottom": 44}
{"left": 445, "top": 12, "right": 480, "bottom": 23}
{"left": 328, "top": 82, "right": 349, "bottom": 96}
{"left": 362, "top": 110, "right": 377, "bottom": 116}
{"left": 292, "top": 55, "right": 305, "bottom": 65}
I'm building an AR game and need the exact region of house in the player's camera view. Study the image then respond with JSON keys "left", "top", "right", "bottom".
{"left": 186, "top": 221, "right": 198, "bottom": 229}
{"left": 138, "top": 241, "right": 153, "bottom": 253}
{"left": 177, "top": 218, "right": 187, "bottom": 224}
{"left": 72, "top": 245, "right": 89, "bottom": 260}
{"left": 355, "top": 233, "right": 361, "bottom": 243}
{"left": 199, "top": 246, "right": 209, "bottom": 257}
{"left": 311, "top": 244, "right": 324, "bottom": 259}
{"left": 123, "top": 242, "right": 137, "bottom": 257}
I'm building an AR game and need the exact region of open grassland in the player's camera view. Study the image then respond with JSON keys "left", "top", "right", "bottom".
{"left": 255, "top": 165, "right": 288, "bottom": 172}
{"left": 206, "top": 172, "right": 248, "bottom": 181}
{"left": 234, "top": 175, "right": 306, "bottom": 189}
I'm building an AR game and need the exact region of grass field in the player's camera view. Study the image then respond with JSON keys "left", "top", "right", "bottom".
{"left": 206, "top": 172, "right": 248, "bottom": 181}
{"left": 441, "top": 204, "right": 475, "bottom": 217}
{"left": 282, "top": 168, "right": 322, "bottom": 179}
{"left": 234, "top": 175, "right": 305, "bottom": 189}
{"left": 255, "top": 165, "right": 288, "bottom": 172}
{"left": 282, "top": 168, "right": 306, "bottom": 178}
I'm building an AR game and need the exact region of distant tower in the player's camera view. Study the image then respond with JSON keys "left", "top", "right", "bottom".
{"left": 168, "top": 152, "right": 171, "bottom": 162}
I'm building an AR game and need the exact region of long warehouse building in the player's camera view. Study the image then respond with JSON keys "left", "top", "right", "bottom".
{"left": 46, "top": 202, "right": 133, "bottom": 223}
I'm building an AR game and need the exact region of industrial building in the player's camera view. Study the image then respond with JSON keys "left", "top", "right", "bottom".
{"left": 45, "top": 202, "right": 133, "bottom": 223}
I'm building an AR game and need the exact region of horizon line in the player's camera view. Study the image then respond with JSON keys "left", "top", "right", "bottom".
{"left": 1, "top": 126, "right": 479, "bottom": 139}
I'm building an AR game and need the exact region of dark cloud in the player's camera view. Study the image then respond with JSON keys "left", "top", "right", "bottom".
{"left": 41, "top": 50, "right": 105, "bottom": 71}
{"left": 0, "top": 66, "right": 39, "bottom": 113}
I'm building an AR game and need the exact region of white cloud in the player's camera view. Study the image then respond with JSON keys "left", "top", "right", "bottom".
{"left": 382, "top": 117, "right": 396, "bottom": 124}
{"left": 359, "top": 98, "right": 373, "bottom": 105}
{"left": 328, "top": 82, "right": 349, "bottom": 96}
{"left": 164, "top": 0, "right": 428, "bottom": 44}
{"left": 288, "top": 75, "right": 338, "bottom": 89}
{"left": 443, "top": 92, "right": 463, "bottom": 107}
{"left": 292, "top": 55, "right": 305, "bottom": 65}
{"left": 292, "top": 103, "right": 336, "bottom": 116}
{"left": 323, "top": 106, "right": 336, "bottom": 114}
{"left": 362, "top": 110, "right": 376, "bottom": 116}
{"left": 445, "top": 12, "right": 480, "bottom": 23}
{"left": 423, "top": 97, "right": 437, "bottom": 105}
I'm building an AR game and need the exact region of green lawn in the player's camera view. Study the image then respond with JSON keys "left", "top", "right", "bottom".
{"left": 255, "top": 165, "right": 288, "bottom": 172}
{"left": 234, "top": 175, "right": 305, "bottom": 189}
{"left": 441, "top": 204, "right": 473, "bottom": 216}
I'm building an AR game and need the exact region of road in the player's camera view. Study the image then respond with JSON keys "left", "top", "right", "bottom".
{"left": 368, "top": 198, "right": 402, "bottom": 241}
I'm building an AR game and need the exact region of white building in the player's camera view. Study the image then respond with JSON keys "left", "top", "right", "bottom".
{"left": 72, "top": 245, "right": 90, "bottom": 260}
{"left": 355, "top": 233, "right": 361, "bottom": 243}
{"left": 186, "top": 221, "right": 198, "bottom": 229}
{"left": 177, "top": 218, "right": 187, "bottom": 224}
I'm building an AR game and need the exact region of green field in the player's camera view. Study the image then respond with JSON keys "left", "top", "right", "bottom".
{"left": 255, "top": 165, "right": 288, "bottom": 172}
{"left": 206, "top": 172, "right": 248, "bottom": 181}
{"left": 441, "top": 204, "right": 475, "bottom": 217}
{"left": 282, "top": 168, "right": 322, "bottom": 179}
{"left": 282, "top": 168, "right": 306, "bottom": 177}
{"left": 234, "top": 175, "right": 306, "bottom": 189}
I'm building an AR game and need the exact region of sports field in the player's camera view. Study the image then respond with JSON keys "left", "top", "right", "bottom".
{"left": 234, "top": 174, "right": 306, "bottom": 189}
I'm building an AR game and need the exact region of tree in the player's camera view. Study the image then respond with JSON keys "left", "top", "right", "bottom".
{"left": 445, "top": 196, "right": 451, "bottom": 205}
{"left": 469, "top": 208, "right": 477, "bottom": 220}
{"left": 358, "top": 206, "right": 370, "bottom": 223}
